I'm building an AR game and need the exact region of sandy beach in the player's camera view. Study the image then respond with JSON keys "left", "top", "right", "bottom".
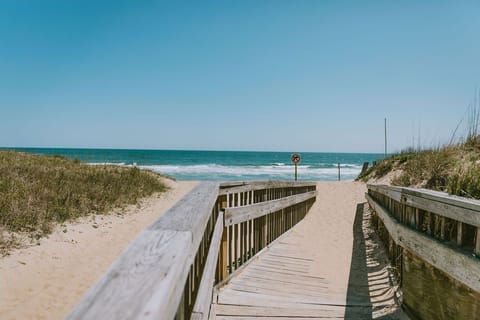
{"left": 0, "top": 179, "right": 198, "bottom": 320}
{"left": 0, "top": 180, "right": 407, "bottom": 319}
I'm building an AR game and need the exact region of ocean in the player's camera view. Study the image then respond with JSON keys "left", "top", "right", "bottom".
{"left": 4, "top": 148, "right": 383, "bottom": 181}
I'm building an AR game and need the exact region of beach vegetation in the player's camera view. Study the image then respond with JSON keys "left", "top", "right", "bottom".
{"left": 0, "top": 151, "right": 168, "bottom": 255}
{"left": 358, "top": 140, "right": 480, "bottom": 199}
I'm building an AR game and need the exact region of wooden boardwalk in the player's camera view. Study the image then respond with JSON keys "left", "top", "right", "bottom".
{"left": 212, "top": 182, "right": 408, "bottom": 320}
{"left": 68, "top": 181, "right": 480, "bottom": 319}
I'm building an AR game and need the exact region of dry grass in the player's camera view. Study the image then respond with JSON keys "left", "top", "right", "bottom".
{"left": 359, "top": 139, "right": 480, "bottom": 200}
{"left": 0, "top": 151, "right": 168, "bottom": 255}
{"left": 447, "top": 165, "right": 480, "bottom": 198}
{"left": 391, "top": 148, "right": 456, "bottom": 189}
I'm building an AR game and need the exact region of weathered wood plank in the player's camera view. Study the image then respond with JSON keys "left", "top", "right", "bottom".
{"left": 476, "top": 227, "right": 480, "bottom": 257}
{"left": 214, "top": 304, "right": 345, "bottom": 318}
{"left": 219, "top": 226, "right": 228, "bottom": 280}
{"left": 151, "top": 182, "right": 220, "bottom": 244}
{"left": 219, "top": 181, "right": 316, "bottom": 195}
{"left": 457, "top": 222, "right": 463, "bottom": 246}
{"left": 217, "top": 288, "right": 352, "bottom": 308}
{"left": 228, "top": 279, "right": 327, "bottom": 296}
{"left": 191, "top": 313, "right": 202, "bottom": 320}
{"left": 192, "top": 213, "right": 225, "bottom": 320}
{"left": 215, "top": 316, "right": 343, "bottom": 320}
{"left": 366, "top": 193, "right": 480, "bottom": 292}
{"left": 67, "top": 182, "right": 220, "bottom": 320}
{"left": 368, "top": 184, "right": 480, "bottom": 227}
{"left": 66, "top": 230, "right": 191, "bottom": 320}
{"left": 224, "top": 191, "right": 317, "bottom": 226}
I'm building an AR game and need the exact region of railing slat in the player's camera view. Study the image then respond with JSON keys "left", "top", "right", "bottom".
{"left": 218, "top": 181, "right": 316, "bottom": 195}
{"left": 192, "top": 212, "right": 224, "bottom": 320}
{"left": 224, "top": 191, "right": 317, "bottom": 226}
{"left": 368, "top": 184, "right": 480, "bottom": 227}
{"left": 68, "top": 181, "right": 317, "bottom": 320}
{"left": 67, "top": 182, "right": 219, "bottom": 320}
{"left": 366, "top": 193, "right": 480, "bottom": 292}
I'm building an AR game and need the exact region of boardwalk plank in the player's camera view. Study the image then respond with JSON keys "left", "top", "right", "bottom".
{"left": 215, "top": 304, "right": 345, "bottom": 318}
{"left": 213, "top": 183, "right": 407, "bottom": 320}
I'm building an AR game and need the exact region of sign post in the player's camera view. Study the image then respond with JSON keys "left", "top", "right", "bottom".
{"left": 291, "top": 153, "right": 301, "bottom": 182}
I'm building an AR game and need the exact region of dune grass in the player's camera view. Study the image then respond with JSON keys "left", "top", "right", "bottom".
{"left": 358, "top": 139, "right": 480, "bottom": 199}
{"left": 0, "top": 151, "right": 168, "bottom": 255}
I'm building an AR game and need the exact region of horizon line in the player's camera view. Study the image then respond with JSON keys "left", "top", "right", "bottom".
{"left": 0, "top": 146, "right": 385, "bottom": 155}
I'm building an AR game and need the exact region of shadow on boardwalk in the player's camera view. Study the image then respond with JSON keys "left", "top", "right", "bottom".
{"left": 345, "top": 203, "right": 409, "bottom": 320}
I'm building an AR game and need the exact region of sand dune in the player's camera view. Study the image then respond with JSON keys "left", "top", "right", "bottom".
{"left": 0, "top": 179, "right": 197, "bottom": 320}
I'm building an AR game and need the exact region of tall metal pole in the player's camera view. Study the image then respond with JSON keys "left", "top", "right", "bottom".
{"left": 384, "top": 118, "right": 387, "bottom": 159}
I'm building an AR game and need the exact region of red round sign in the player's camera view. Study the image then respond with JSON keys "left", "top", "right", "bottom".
{"left": 291, "top": 154, "right": 301, "bottom": 164}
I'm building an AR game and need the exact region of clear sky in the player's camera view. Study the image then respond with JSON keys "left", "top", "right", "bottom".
{"left": 1, "top": 1, "right": 479, "bottom": 153}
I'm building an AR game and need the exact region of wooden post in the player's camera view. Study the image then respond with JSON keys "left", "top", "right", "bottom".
{"left": 338, "top": 163, "right": 340, "bottom": 181}
{"left": 262, "top": 216, "right": 268, "bottom": 249}
{"left": 476, "top": 227, "right": 480, "bottom": 257}
{"left": 440, "top": 217, "right": 446, "bottom": 240}
{"left": 294, "top": 163, "right": 298, "bottom": 181}
{"left": 360, "top": 162, "right": 369, "bottom": 175}
{"left": 254, "top": 218, "right": 260, "bottom": 254}
{"left": 229, "top": 225, "right": 234, "bottom": 271}
{"left": 407, "top": 207, "right": 413, "bottom": 227}
{"left": 218, "top": 227, "right": 228, "bottom": 281}
{"left": 456, "top": 222, "right": 463, "bottom": 247}
{"left": 234, "top": 224, "right": 239, "bottom": 269}
{"left": 239, "top": 223, "right": 243, "bottom": 266}
{"left": 177, "top": 290, "right": 186, "bottom": 320}
{"left": 426, "top": 212, "right": 432, "bottom": 235}
{"left": 250, "top": 220, "right": 254, "bottom": 256}
{"left": 415, "top": 208, "right": 420, "bottom": 230}
{"left": 242, "top": 221, "right": 247, "bottom": 263}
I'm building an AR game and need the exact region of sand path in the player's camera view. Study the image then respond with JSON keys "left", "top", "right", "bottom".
{"left": 0, "top": 179, "right": 198, "bottom": 320}
{"left": 215, "top": 181, "right": 409, "bottom": 319}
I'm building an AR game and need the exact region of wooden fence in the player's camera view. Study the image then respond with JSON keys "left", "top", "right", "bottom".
{"left": 67, "top": 181, "right": 317, "bottom": 320}
{"left": 366, "top": 184, "right": 480, "bottom": 320}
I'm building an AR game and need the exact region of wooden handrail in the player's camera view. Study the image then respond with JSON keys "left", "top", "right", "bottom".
{"left": 368, "top": 184, "right": 480, "bottom": 227}
{"left": 366, "top": 193, "right": 480, "bottom": 292}
{"left": 218, "top": 182, "right": 316, "bottom": 281}
{"left": 368, "top": 184, "right": 480, "bottom": 255}
{"left": 224, "top": 190, "right": 317, "bottom": 226}
{"left": 219, "top": 181, "right": 317, "bottom": 195}
{"left": 67, "top": 182, "right": 220, "bottom": 320}
{"left": 191, "top": 212, "right": 224, "bottom": 320}
{"left": 68, "top": 181, "right": 317, "bottom": 320}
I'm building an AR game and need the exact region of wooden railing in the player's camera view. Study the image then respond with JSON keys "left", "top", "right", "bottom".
{"left": 366, "top": 184, "right": 480, "bottom": 320}
{"left": 67, "top": 181, "right": 317, "bottom": 320}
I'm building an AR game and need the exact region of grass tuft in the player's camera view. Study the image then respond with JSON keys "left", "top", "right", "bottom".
{"left": 358, "top": 138, "right": 480, "bottom": 200}
{"left": 447, "top": 165, "right": 480, "bottom": 199}
{"left": 0, "top": 151, "right": 168, "bottom": 255}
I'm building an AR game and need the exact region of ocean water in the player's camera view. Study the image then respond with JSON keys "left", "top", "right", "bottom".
{"left": 5, "top": 148, "right": 383, "bottom": 181}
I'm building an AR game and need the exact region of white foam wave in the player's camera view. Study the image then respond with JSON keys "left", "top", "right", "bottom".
{"left": 87, "top": 162, "right": 363, "bottom": 181}
{"left": 139, "top": 164, "right": 362, "bottom": 181}
{"left": 89, "top": 162, "right": 127, "bottom": 166}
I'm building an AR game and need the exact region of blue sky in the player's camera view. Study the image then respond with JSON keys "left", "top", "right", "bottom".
{"left": 1, "top": 0, "right": 479, "bottom": 153}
